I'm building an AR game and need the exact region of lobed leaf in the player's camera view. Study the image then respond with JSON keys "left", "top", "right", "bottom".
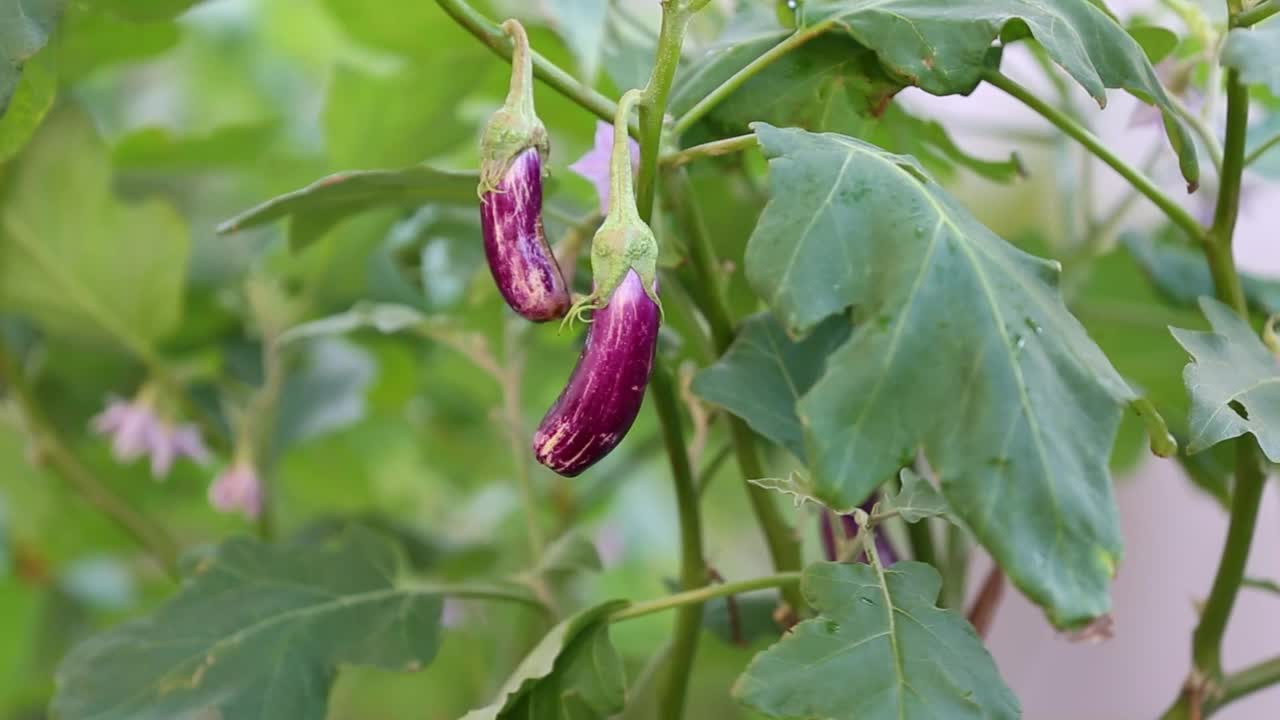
{"left": 880, "top": 469, "right": 951, "bottom": 523}
{"left": 52, "top": 530, "right": 447, "bottom": 720}
{"left": 747, "top": 124, "right": 1131, "bottom": 628}
{"left": 735, "top": 561, "right": 1018, "bottom": 719}
{"left": 1170, "top": 297, "right": 1280, "bottom": 460}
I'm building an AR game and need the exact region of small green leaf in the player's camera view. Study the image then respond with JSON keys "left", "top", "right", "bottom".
{"left": 0, "top": 0, "right": 63, "bottom": 118}
{"left": 460, "top": 601, "right": 628, "bottom": 720}
{"left": 279, "top": 302, "right": 436, "bottom": 344}
{"left": 0, "top": 111, "right": 188, "bottom": 350}
{"left": 734, "top": 561, "right": 1019, "bottom": 720}
{"left": 692, "top": 311, "right": 851, "bottom": 459}
{"left": 0, "top": 50, "right": 53, "bottom": 163}
{"left": 1170, "top": 297, "right": 1280, "bottom": 460}
{"left": 749, "top": 125, "right": 1131, "bottom": 627}
{"left": 880, "top": 469, "right": 951, "bottom": 523}
{"left": 52, "top": 530, "right": 447, "bottom": 720}
{"left": 533, "top": 532, "right": 603, "bottom": 580}
{"left": 217, "top": 166, "right": 477, "bottom": 251}
{"left": 1222, "top": 22, "right": 1280, "bottom": 96}
{"left": 748, "top": 472, "right": 831, "bottom": 511}
{"left": 111, "top": 123, "right": 278, "bottom": 170}
{"left": 1128, "top": 25, "right": 1179, "bottom": 63}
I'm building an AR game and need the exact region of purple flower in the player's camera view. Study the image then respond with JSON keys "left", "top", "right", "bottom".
{"left": 570, "top": 121, "right": 640, "bottom": 214}
{"left": 92, "top": 395, "right": 209, "bottom": 479}
{"left": 208, "top": 459, "right": 262, "bottom": 520}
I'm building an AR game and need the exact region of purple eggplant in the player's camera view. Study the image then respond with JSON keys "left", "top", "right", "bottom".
{"left": 534, "top": 269, "right": 659, "bottom": 476}
{"left": 478, "top": 20, "right": 568, "bottom": 322}
{"left": 480, "top": 148, "right": 570, "bottom": 321}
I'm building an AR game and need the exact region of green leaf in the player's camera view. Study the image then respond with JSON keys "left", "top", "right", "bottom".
{"left": 671, "top": 29, "right": 1023, "bottom": 182}
{"left": 1222, "top": 22, "right": 1280, "bottom": 96}
{"left": 533, "top": 532, "right": 603, "bottom": 580}
{"left": 320, "top": 0, "right": 477, "bottom": 61}
{"left": 1124, "top": 230, "right": 1280, "bottom": 315}
{"left": 703, "top": 592, "right": 780, "bottom": 647}
{"left": 795, "top": 0, "right": 1199, "bottom": 186}
{"left": 1170, "top": 297, "right": 1280, "bottom": 460}
{"left": 111, "top": 123, "right": 278, "bottom": 170}
{"left": 52, "top": 530, "right": 446, "bottom": 720}
{"left": 0, "top": 0, "right": 62, "bottom": 118}
{"left": 460, "top": 601, "right": 627, "bottom": 720}
{"left": 748, "top": 125, "right": 1131, "bottom": 627}
{"left": 880, "top": 469, "right": 951, "bottom": 523}
{"left": 734, "top": 561, "right": 1018, "bottom": 720}
{"left": 692, "top": 311, "right": 851, "bottom": 459}
{"left": 1247, "top": 112, "right": 1280, "bottom": 179}
{"left": 53, "top": 3, "right": 180, "bottom": 81}
{"left": 0, "top": 49, "right": 53, "bottom": 163}
{"left": 216, "top": 165, "right": 477, "bottom": 251}
{"left": 0, "top": 111, "right": 188, "bottom": 350}
{"left": 91, "top": 0, "right": 206, "bottom": 21}
{"left": 749, "top": 472, "right": 834, "bottom": 511}
{"left": 1128, "top": 24, "right": 1179, "bottom": 64}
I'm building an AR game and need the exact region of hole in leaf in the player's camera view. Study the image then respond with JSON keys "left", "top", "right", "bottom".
{"left": 1229, "top": 400, "right": 1250, "bottom": 420}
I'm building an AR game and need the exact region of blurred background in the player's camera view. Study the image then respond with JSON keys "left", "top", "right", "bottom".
{"left": 0, "top": 0, "right": 1276, "bottom": 718}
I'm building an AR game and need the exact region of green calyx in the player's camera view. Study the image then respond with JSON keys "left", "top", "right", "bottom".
{"left": 478, "top": 19, "right": 548, "bottom": 197}
{"left": 564, "top": 90, "right": 662, "bottom": 327}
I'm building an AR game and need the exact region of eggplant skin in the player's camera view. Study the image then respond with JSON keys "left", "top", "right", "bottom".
{"left": 534, "top": 270, "right": 660, "bottom": 476}
{"left": 481, "top": 148, "right": 571, "bottom": 321}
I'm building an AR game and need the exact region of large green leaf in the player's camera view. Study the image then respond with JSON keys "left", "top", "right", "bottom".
{"left": 788, "top": 0, "right": 1199, "bottom": 185}
{"left": 692, "top": 311, "right": 851, "bottom": 459}
{"left": 0, "top": 0, "right": 62, "bottom": 118}
{"left": 460, "top": 601, "right": 627, "bottom": 720}
{"left": 217, "top": 165, "right": 478, "bottom": 251}
{"left": 1123, "top": 230, "right": 1280, "bottom": 315}
{"left": 735, "top": 561, "right": 1019, "bottom": 719}
{"left": 748, "top": 124, "right": 1131, "bottom": 627}
{"left": 91, "top": 0, "right": 206, "bottom": 21}
{"left": 542, "top": 0, "right": 611, "bottom": 82}
{"left": 52, "top": 531, "right": 459, "bottom": 720}
{"left": 1170, "top": 297, "right": 1280, "bottom": 460}
{"left": 0, "top": 111, "right": 188, "bottom": 349}
{"left": 1222, "top": 21, "right": 1280, "bottom": 96}
{"left": 0, "top": 49, "right": 53, "bottom": 162}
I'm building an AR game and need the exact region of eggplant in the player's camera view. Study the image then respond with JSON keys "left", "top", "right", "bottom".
{"left": 478, "top": 20, "right": 568, "bottom": 321}
{"left": 480, "top": 148, "right": 570, "bottom": 321}
{"left": 534, "top": 270, "right": 660, "bottom": 476}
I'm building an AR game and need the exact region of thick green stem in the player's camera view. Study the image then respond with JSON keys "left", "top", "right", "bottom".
{"left": 611, "top": 572, "right": 803, "bottom": 622}
{"left": 648, "top": 362, "right": 707, "bottom": 720}
{"left": 636, "top": 3, "right": 691, "bottom": 220}
{"left": 662, "top": 168, "right": 807, "bottom": 614}
{"left": 433, "top": 0, "right": 629, "bottom": 131}
{"left": 982, "top": 70, "right": 1205, "bottom": 243}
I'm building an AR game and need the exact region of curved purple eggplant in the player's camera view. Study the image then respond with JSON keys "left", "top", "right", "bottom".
{"left": 480, "top": 148, "right": 570, "bottom": 321}
{"left": 534, "top": 269, "right": 660, "bottom": 476}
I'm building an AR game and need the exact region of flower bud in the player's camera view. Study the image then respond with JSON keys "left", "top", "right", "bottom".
{"left": 534, "top": 270, "right": 660, "bottom": 476}
{"left": 478, "top": 20, "right": 569, "bottom": 322}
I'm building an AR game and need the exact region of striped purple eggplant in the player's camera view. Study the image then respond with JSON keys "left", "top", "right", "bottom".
{"left": 533, "top": 270, "right": 659, "bottom": 476}
{"left": 478, "top": 20, "right": 568, "bottom": 322}
{"left": 480, "top": 148, "right": 570, "bottom": 321}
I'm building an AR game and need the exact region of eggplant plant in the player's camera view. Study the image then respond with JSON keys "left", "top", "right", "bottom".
{"left": 1, "top": 0, "right": 1279, "bottom": 719}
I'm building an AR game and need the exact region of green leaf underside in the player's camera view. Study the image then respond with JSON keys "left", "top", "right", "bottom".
{"left": 734, "top": 561, "right": 1018, "bottom": 720}
{"left": 797, "top": 0, "right": 1199, "bottom": 186}
{"left": 1222, "top": 22, "right": 1280, "bottom": 97}
{"left": 0, "top": 111, "right": 188, "bottom": 348}
{"left": 216, "top": 165, "right": 478, "bottom": 251}
{"left": 671, "top": 29, "right": 1022, "bottom": 182}
{"left": 460, "top": 601, "right": 627, "bottom": 720}
{"left": 1123, "top": 230, "right": 1280, "bottom": 315}
{"left": 1170, "top": 298, "right": 1280, "bottom": 461}
{"left": 748, "top": 124, "right": 1129, "bottom": 627}
{"left": 882, "top": 469, "right": 951, "bottom": 523}
{"left": 0, "top": 0, "right": 63, "bottom": 117}
{"left": 693, "top": 312, "right": 851, "bottom": 459}
{"left": 52, "top": 530, "right": 444, "bottom": 720}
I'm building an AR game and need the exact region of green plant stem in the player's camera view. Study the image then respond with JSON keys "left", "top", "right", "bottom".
{"left": 611, "top": 572, "right": 803, "bottom": 622}
{"left": 635, "top": 2, "right": 692, "bottom": 219}
{"left": 671, "top": 21, "right": 832, "bottom": 138}
{"left": 1215, "top": 655, "right": 1280, "bottom": 711}
{"left": 661, "top": 134, "right": 760, "bottom": 168}
{"left": 648, "top": 361, "right": 707, "bottom": 720}
{"left": 433, "top": 0, "right": 629, "bottom": 131}
{"left": 906, "top": 519, "right": 938, "bottom": 566}
{"left": 982, "top": 70, "right": 1205, "bottom": 243}
{"left": 1233, "top": 0, "right": 1277, "bottom": 26}
{"left": 0, "top": 347, "right": 181, "bottom": 578}
{"left": 662, "top": 168, "right": 807, "bottom": 614}
{"left": 940, "top": 522, "right": 970, "bottom": 610}
{"left": 1245, "top": 131, "right": 1280, "bottom": 168}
